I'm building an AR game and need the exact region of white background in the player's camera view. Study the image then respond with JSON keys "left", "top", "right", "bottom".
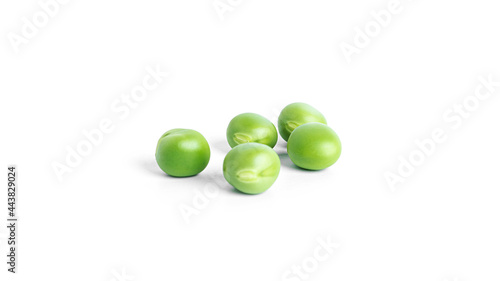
{"left": 1, "top": 0, "right": 500, "bottom": 280}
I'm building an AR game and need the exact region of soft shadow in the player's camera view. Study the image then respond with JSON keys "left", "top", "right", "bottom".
{"left": 213, "top": 139, "right": 230, "bottom": 154}
{"left": 227, "top": 187, "right": 264, "bottom": 196}
{"left": 140, "top": 159, "right": 219, "bottom": 182}
{"left": 274, "top": 140, "right": 287, "bottom": 154}
{"left": 140, "top": 157, "right": 275, "bottom": 195}
{"left": 141, "top": 158, "right": 166, "bottom": 178}
{"left": 278, "top": 152, "right": 301, "bottom": 170}
{"left": 141, "top": 159, "right": 233, "bottom": 189}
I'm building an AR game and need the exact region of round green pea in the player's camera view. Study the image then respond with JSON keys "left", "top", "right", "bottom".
{"left": 223, "top": 143, "right": 280, "bottom": 194}
{"left": 287, "top": 123, "right": 341, "bottom": 170}
{"left": 155, "top": 129, "right": 210, "bottom": 177}
{"left": 278, "top": 102, "right": 327, "bottom": 141}
{"left": 226, "top": 113, "right": 278, "bottom": 148}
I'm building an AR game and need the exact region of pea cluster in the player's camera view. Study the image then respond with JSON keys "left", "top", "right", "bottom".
{"left": 155, "top": 102, "right": 342, "bottom": 194}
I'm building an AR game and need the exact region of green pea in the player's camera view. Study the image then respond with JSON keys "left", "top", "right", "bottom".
{"left": 278, "top": 102, "right": 327, "bottom": 141}
{"left": 155, "top": 129, "right": 210, "bottom": 177}
{"left": 223, "top": 143, "right": 280, "bottom": 194}
{"left": 287, "top": 123, "right": 341, "bottom": 170}
{"left": 226, "top": 113, "right": 278, "bottom": 148}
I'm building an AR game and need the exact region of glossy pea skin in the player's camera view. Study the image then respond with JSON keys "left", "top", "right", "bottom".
{"left": 287, "top": 123, "right": 341, "bottom": 170}
{"left": 223, "top": 143, "right": 280, "bottom": 194}
{"left": 226, "top": 113, "right": 278, "bottom": 148}
{"left": 155, "top": 129, "right": 210, "bottom": 177}
{"left": 278, "top": 102, "right": 327, "bottom": 141}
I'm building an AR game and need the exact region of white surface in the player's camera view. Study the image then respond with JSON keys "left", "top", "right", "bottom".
{"left": 1, "top": 0, "right": 500, "bottom": 280}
